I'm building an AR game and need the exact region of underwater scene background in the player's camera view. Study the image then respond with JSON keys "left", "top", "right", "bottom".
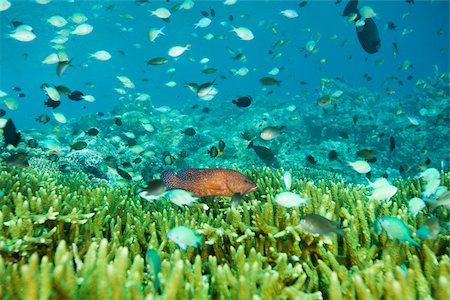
{"left": 0, "top": 0, "right": 449, "bottom": 299}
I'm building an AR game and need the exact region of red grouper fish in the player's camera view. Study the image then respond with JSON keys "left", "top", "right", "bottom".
{"left": 161, "top": 168, "right": 257, "bottom": 197}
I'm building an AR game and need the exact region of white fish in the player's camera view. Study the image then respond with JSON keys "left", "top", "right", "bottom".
{"left": 53, "top": 112, "right": 67, "bottom": 124}
{"left": 231, "top": 26, "right": 254, "bottom": 40}
{"left": 42, "top": 84, "right": 60, "bottom": 101}
{"left": 348, "top": 160, "right": 371, "bottom": 174}
{"left": 268, "top": 67, "right": 280, "bottom": 76}
{"left": 47, "top": 15, "right": 68, "bottom": 27}
{"left": 42, "top": 53, "right": 59, "bottom": 64}
{"left": 165, "top": 81, "right": 177, "bottom": 87}
{"left": 135, "top": 93, "right": 151, "bottom": 101}
{"left": 9, "top": 29, "right": 36, "bottom": 42}
{"left": 0, "top": 0, "right": 11, "bottom": 12}
{"left": 150, "top": 7, "right": 171, "bottom": 19}
{"left": 195, "top": 17, "right": 212, "bottom": 29}
{"left": 116, "top": 76, "right": 135, "bottom": 88}
{"left": 71, "top": 23, "right": 93, "bottom": 35}
{"left": 408, "top": 197, "right": 426, "bottom": 216}
{"left": 148, "top": 26, "right": 165, "bottom": 42}
{"left": 199, "top": 57, "right": 210, "bottom": 64}
{"left": 331, "top": 90, "right": 343, "bottom": 98}
{"left": 165, "top": 189, "right": 198, "bottom": 207}
{"left": 181, "top": 0, "right": 195, "bottom": 10}
{"left": 224, "top": 0, "right": 237, "bottom": 5}
{"left": 81, "top": 95, "right": 95, "bottom": 102}
{"left": 89, "top": 50, "right": 112, "bottom": 61}
{"left": 282, "top": 171, "right": 292, "bottom": 191}
{"left": 168, "top": 44, "right": 190, "bottom": 57}
{"left": 359, "top": 6, "right": 377, "bottom": 20}
{"left": 274, "top": 192, "right": 309, "bottom": 208}
{"left": 422, "top": 179, "right": 441, "bottom": 198}
{"left": 114, "top": 88, "right": 126, "bottom": 95}
{"left": 366, "top": 177, "right": 389, "bottom": 189}
{"left": 70, "top": 13, "right": 88, "bottom": 24}
{"left": 203, "top": 33, "right": 215, "bottom": 40}
{"left": 167, "top": 226, "right": 202, "bottom": 250}
{"left": 230, "top": 67, "right": 249, "bottom": 76}
{"left": 369, "top": 184, "right": 397, "bottom": 202}
{"left": 418, "top": 168, "right": 440, "bottom": 182}
{"left": 50, "top": 35, "right": 68, "bottom": 44}
{"left": 3, "top": 97, "right": 18, "bottom": 110}
{"left": 280, "top": 9, "right": 298, "bottom": 19}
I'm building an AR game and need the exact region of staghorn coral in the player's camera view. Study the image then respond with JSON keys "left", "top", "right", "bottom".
{"left": 0, "top": 164, "right": 449, "bottom": 299}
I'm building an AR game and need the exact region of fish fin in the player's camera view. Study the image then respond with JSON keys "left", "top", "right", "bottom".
{"left": 247, "top": 141, "right": 254, "bottom": 149}
{"left": 409, "top": 239, "right": 421, "bottom": 248}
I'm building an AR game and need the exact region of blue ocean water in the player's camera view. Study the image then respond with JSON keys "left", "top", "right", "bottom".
{"left": 1, "top": 0, "right": 448, "bottom": 128}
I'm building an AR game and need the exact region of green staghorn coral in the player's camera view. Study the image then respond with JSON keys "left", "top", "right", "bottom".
{"left": 0, "top": 163, "right": 449, "bottom": 299}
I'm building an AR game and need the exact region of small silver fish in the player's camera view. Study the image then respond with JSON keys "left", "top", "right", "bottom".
{"left": 299, "top": 214, "right": 344, "bottom": 237}
{"left": 378, "top": 217, "right": 421, "bottom": 248}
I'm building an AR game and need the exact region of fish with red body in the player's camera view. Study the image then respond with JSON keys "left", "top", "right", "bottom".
{"left": 161, "top": 168, "right": 257, "bottom": 197}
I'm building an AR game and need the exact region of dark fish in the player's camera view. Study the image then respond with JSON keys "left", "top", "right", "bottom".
{"left": 116, "top": 167, "right": 132, "bottom": 180}
{"left": 56, "top": 60, "right": 71, "bottom": 77}
{"left": 338, "top": 131, "right": 349, "bottom": 139}
{"left": 146, "top": 249, "right": 162, "bottom": 292}
{"left": 218, "top": 140, "right": 226, "bottom": 152}
{"left": 0, "top": 109, "right": 6, "bottom": 117}
{"left": 259, "top": 77, "right": 281, "bottom": 86}
{"left": 27, "top": 139, "right": 38, "bottom": 148}
{"left": 201, "top": 67, "right": 217, "bottom": 74}
{"left": 306, "top": 154, "right": 317, "bottom": 164}
{"left": 146, "top": 57, "right": 168, "bottom": 65}
{"left": 86, "top": 128, "right": 99, "bottom": 136}
{"left": 232, "top": 96, "right": 252, "bottom": 107}
{"left": 335, "top": 0, "right": 342, "bottom": 4}
{"left": 11, "top": 20, "right": 25, "bottom": 28}
{"left": 115, "top": 118, "right": 123, "bottom": 126}
{"left": 97, "top": 112, "right": 105, "bottom": 116}
{"left": 210, "top": 8, "right": 215, "bottom": 17}
{"left": 344, "top": 1, "right": 380, "bottom": 54}
{"left": 300, "top": 214, "right": 345, "bottom": 237}
{"left": 141, "top": 179, "right": 166, "bottom": 198}
{"left": 247, "top": 141, "right": 274, "bottom": 161}
{"left": 182, "top": 127, "right": 196, "bottom": 136}
{"left": 201, "top": 107, "right": 210, "bottom": 113}
{"left": 328, "top": 150, "right": 338, "bottom": 161}
{"left": 356, "top": 149, "right": 376, "bottom": 159}
{"left": 387, "top": 21, "right": 397, "bottom": 30}
{"left": 18, "top": 93, "right": 26, "bottom": 98}
{"left": 55, "top": 85, "right": 71, "bottom": 96}
{"left": 3, "top": 119, "right": 21, "bottom": 147}
{"left": 407, "top": 75, "right": 413, "bottom": 80}
{"left": 12, "top": 86, "right": 21, "bottom": 91}
{"left": 44, "top": 98, "right": 60, "bottom": 109}
{"left": 71, "top": 141, "right": 87, "bottom": 150}
{"left": 68, "top": 90, "right": 84, "bottom": 101}
{"left": 298, "top": 1, "right": 308, "bottom": 8}
{"left": 35, "top": 114, "right": 50, "bottom": 124}
{"left": 405, "top": 0, "right": 414, "bottom": 4}
{"left": 229, "top": 15, "right": 234, "bottom": 21}
{"left": 179, "top": 149, "right": 188, "bottom": 158}
{"left": 200, "top": 10, "right": 209, "bottom": 17}
{"left": 134, "top": 157, "right": 142, "bottom": 164}
{"left": 48, "top": 153, "right": 59, "bottom": 162}
{"left": 208, "top": 146, "right": 219, "bottom": 158}
{"left": 127, "top": 139, "right": 137, "bottom": 147}
{"left": 299, "top": 81, "right": 308, "bottom": 85}
{"left": 424, "top": 157, "right": 431, "bottom": 165}
{"left": 352, "top": 115, "right": 359, "bottom": 125}
{"left": 5, "top": 152, "right": 28, "bottom": 168}
{"left": 105, "top": 156, "right": 118, "bottom": 169}
{"left": 389, "top": 136, "right": 395, "bottom": 152}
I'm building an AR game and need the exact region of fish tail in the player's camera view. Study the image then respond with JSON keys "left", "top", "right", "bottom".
{"left": 161, "top": 170, "right": 180, "bottom": 190}
{"left": 409, "top": 238, "right": 421, "bottom": 248}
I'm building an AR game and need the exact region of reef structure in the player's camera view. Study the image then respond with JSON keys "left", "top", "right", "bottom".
{"left": 0, "top": 164, "right": 448, "bottom": 299}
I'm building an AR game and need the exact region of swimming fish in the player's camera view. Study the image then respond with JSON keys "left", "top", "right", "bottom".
{"left": 2, "top": 118, "right": 21, "bottom": 147}
{"left": 161, "top": 168, "right": 257, "bottom": 197}
{"left": 274, "top": 192, "right": 309, "bottom": 208}
{"left": 165, "top": 189, "right": 198, "bottom": 207}
{"left": 139, "top": 179, "right": 167, "bottom": 201}
{"left": 145, "top": 249, "right": 161, "bottom": 292}
{"left": 300, "top": 214, "right": 345, "bottom": 237}
{"left": 232, "top": 96, "right": 252, "bottom": 107}
{"left": 5, "top": 152, "right": 29, "bottom": 168}
{"left": 378, "top": 217, "right": 421, "bottom": 247}
{"left": 167, "top": 225, "right": 202, "bottom": 250}
{"left": 247, "top": 141, "right": 275, "bottom": 162}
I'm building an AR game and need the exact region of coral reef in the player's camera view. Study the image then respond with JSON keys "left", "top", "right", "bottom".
{"left": 0, "top": 164, "right": 449, "bottom": 299}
